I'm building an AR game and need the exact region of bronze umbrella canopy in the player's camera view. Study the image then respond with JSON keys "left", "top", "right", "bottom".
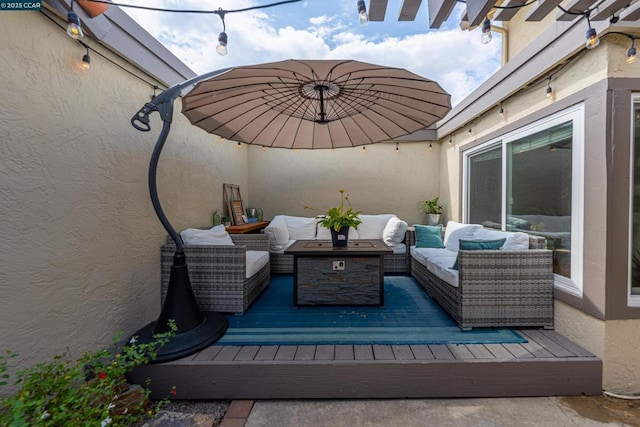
{"left": 181, "top": 59, "right": 451, "bottom": 149}
{"left": 130, "top": 59, "right": 451, "bottom": 362}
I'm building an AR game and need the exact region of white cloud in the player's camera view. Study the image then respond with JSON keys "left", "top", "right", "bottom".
{"left": 119, "top": 0, "right": 501, "bottom": 105}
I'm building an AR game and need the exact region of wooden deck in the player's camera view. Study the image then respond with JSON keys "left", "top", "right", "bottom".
{"left": 129, "top": 329, "right": 602, "bottom": 400}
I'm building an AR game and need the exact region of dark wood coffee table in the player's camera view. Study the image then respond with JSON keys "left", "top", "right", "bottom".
{"left": 284, "top": 239, "right": 392, "bottom": 307}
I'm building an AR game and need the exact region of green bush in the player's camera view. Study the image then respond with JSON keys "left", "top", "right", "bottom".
{"left": 0, "top": 321, "right": 176, "bottom": 426}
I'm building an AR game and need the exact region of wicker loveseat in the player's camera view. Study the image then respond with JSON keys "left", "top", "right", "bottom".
{"left": 161, "top": 233, "right": 270, "bottom": 315}
{"left": 410, "top": 221, "right": 554, "bottom": 330}
{"left": 264, "top": 214, "right": 415, "bottom": 274}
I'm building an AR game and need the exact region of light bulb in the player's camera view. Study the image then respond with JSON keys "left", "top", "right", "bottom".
{"left": 585, "top": 27, "right": 599, "bottom": 49}
{"left": 481, "top": 19, "right": 492, "bottom": 44}
{"left": 357, "top": 0, "right": 368, "bottom": 26}
{"left": 628, "top": 45, "right": 637, "bottom": 64}
{"left": 66, "top": 11, "right": 83, "bottom": 39}
{"left": 546, "top": 85, "right": 553, "bottom": 97}
{"left": 217, "top": 31, "right": 228, "bottom": 56}
{"left": 81, "top": 53, "right": 91, "bottom": 69}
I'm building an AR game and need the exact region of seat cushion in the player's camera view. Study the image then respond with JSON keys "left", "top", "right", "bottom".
{"left": 180, "top": 225, "right": 234, "bottom": 245}
{"left": 246, "top": 250, "right": 270, "bottom": 278}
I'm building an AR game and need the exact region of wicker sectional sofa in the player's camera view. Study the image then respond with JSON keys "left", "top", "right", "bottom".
{"left": 410, "top": 221, "right": 554, "bottom": 330}
{"left": 264, "top": 214, "right": 415, "bottom": 274}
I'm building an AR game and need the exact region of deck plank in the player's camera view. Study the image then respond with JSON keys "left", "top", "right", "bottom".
{"left": 537, "top": 330, "right": 596, "bottom": 357}
{"left": 466, "top": 344, "right": 495, "bottom": 359}
{"left": 447, "top": 344, "right": 475, "bottom": 359}
{"left": 519, "top": 336, "right": 554, "bottom": 358}
{"left": 354, "top": 345, "right": 374, "bottom": 360}
{"left": 521, "top": 330, "right": 577, "bottom": 357}
{"left": 335, "top": 345, "right": 354, "bottom": 360}
{"left": 255, "top": 346, "right": 278, "bottom": 361}
{"left": 235, "top": 346, "right": 260, "bottom": 361}
{"left": 503, "top": 343, "right": 535, "bottom": 358}
{"left": 214, "top": 346, "right": 241, "bottom": 361}
{"left": 392, "top": 345, "right": 415, "bottom": 360}
{"left": 192, "top": 345, "right": 223, "bottom": 361}
{"left": 410, "top": 345, "right": 435, "bottom": 360}
{"left": 484, "top": 344, "right": 516, "bottom": 359}
{"left": 373, "top": 345, "right": 395, "bottom": 360}
{"left": 430, "top": 344, "right": 455, "bottom": 359}
{"left": 315, "top": 345, "right": 335, "bottom": 360}
{"left": 274, "top": 346, "right": 297, "bottom": 361}
{"left": 294, "top": 346, "right": 316, "bottom": 360}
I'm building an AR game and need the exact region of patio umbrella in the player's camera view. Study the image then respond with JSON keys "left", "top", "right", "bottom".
{"left": 129, "top": 59, "right": 451, "bottom": 362}
{"left": 181, "top": 59, "right": 451, "bottom": 149}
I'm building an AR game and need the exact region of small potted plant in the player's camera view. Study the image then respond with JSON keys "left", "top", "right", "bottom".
{"left": 305, "top": 190, "right": 362, "bottom": 247}
{"left": 420, "top": 197, "right": 444, "bottom": 226}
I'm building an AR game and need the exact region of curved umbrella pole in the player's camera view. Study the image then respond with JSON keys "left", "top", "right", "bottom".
{"left": 128, "top": 68, "right": 233, "bottom": 362}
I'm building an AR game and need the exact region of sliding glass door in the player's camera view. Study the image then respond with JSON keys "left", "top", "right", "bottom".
{"left": 464, "top": 106, "right": 583, "bottom": 295}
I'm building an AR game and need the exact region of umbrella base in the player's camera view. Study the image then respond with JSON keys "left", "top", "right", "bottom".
{"left": 129, "top": 312, "right": 228, "bottom": 363}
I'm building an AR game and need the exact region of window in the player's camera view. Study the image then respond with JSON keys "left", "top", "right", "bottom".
{"left": 630, "top": 96, "right": 640, "bottom": 304}
{"left": 464, "top": 105, "right": 584, "bottom": 296}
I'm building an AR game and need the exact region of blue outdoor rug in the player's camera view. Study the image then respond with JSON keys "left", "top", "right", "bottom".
{"left": 217, "top": 275, "right": 526, "bottom": 346}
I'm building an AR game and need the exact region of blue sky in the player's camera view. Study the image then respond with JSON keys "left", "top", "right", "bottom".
{"left": 119, "top": 0, "right": 502, "bottom": 105}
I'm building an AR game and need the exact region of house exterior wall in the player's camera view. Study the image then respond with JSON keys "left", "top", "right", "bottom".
{"left": 246, "top": 141, "right": 441, "bottom": 226}
{"left": 0, "top": 11, "right": 245, "bottom": 389}
{"left": 440, "top": 31, "right": 640, "bottom": 392}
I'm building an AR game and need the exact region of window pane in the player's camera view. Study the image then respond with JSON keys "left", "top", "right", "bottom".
{"left": 632, "top": 103, "right": 640, "bottom": 295}
{"left": 468, "top": 146, "right": 502, "bottom": 228}
{"left": 507, "top": 122, "right": 573, "bottom": 278}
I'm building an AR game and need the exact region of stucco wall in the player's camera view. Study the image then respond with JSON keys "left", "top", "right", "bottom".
{"left": 603, "top": 320, "right": 640, "bottom": 393}
{"left": 247, "top": 141, "right": 441, "bottom": 226}
{"left": 0, "top": 11, "right": 245, "bottom": 387}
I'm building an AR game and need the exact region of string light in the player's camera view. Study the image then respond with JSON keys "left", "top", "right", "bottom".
{"left": 261, "top": 146, "right": 267, "bottom": 152}
{"left": 546, "top": 76, "right": 553, "bottom": 98}
{"left": 448, "top": 136, "right": 453, "bottom": 144}
{"left": 585, "top": 13, "right": 599, "bottom": 49}
{"left": 362, "top": 146, "right": 366, "bottom": 153}
{"left": 481, "top": 18, "right": 492, "bottom": 44}
{"left": 357, "top": 0, "right": 368, "bottom": 26}
{"left": 628, "top": 39, "right": 637, "bottom": 64}
{"left": 236, "top": 142, "right": 241, "bottom": 148}
{"left": 499, "top": 104, "right": 504, "bottom": 117}
{"left": 395, "top": 142, "right": 399, "bottom": 153}
{"left": 428, "top": 143, "right": 433, "bottom": 150}
{"left": 81, "top": 46, "right": 91, "bottom": 69}
{"left": 216, "top": 9, "right": 228, "bottom": 56}
{"left": 66, "top": 0, "right": 83, "bottom": 39}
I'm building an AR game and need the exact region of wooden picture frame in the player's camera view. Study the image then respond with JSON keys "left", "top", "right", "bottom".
{"left": 231, "top": 199, "right": 246, "bottom": 225}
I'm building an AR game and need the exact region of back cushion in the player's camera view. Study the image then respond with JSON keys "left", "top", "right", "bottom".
{"left": 281, "top": 215, "right": 317, "bottom": 240}
{"left": 264, "top": 216, "right": 290, "bottom": 250}
{"left": 358, "top": 214, "right": 396, "bottom": 239}
{"left": 443, "top": 221, "right": 482, "bottom": 252}
{"left": 382, "top": 216, "right": 408, "bottom": 246}
{"left": 473, "top": 228, "right": 530, "bottom": 250}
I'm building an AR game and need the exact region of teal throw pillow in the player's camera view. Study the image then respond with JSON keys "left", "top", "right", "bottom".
{"left": 451, "top": 238, "right": 507, "bottom": 270}
{"left": 414, "top": 224, "right": 444, "bottom": 248}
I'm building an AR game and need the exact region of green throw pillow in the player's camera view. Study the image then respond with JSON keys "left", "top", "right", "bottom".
{"left": 451, "top": 238, "right": 506, "bottom": 270}
{"left": 414, "top": 224, "right": 444, "bottom": 248}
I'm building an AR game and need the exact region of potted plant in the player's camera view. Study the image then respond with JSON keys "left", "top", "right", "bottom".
{"left": 305, "top": 190, "right": 362, "bottom": 247}
{"left": 420, "top": 197, "right": 444, "bottom": 226}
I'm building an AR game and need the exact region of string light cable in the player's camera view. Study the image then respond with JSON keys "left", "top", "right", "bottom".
{"left": 41, "top": 7, "right": 164, "bottom": 92}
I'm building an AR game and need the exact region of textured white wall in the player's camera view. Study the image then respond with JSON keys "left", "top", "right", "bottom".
{"left": 247, "top": 142, "right": 441, "bottom": 226}
{"left": 0, "top": 12, "right": 246, "bottom": 386}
